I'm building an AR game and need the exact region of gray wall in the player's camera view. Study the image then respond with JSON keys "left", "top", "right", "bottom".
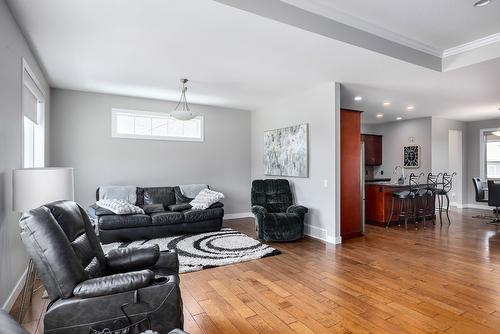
{"left": 366, "top": 117, "right": 432, "bottom": 179}
{"left": 465, "top": 118, "right": 496, "bottom": 207}
{"left": 0, "top": 0, "right": 50, "bottom": 309}
{"left": 50, "top": 89, "right": 251, "bottom": 214}
{"left": 431, "top": 118, "right": 467, "bottom": 205}
{"left": 251, "top": 82, "right": 337, "bottom": 241}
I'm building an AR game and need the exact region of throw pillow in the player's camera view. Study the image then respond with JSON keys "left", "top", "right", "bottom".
{"left": 96, "top": 199, "right": 145, "bottom": 215}
{"left": 190, "top": 189, "right": 225, "bottom": 210}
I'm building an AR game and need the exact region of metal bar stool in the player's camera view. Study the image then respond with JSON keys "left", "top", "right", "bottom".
{"left": 385, "top": 173, "right": 417, "bottom": 230}
{"left": 435, "top": 172, "right": 456, "bottom": 224}
{"left": 416, "top": 173, "right": 439, "bottom": 228}
{"left": 414, "top": 172, "right": 434, "bottom": 228}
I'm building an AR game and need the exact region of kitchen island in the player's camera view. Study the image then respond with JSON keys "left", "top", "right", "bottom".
{"left": 365, "top": 182, "right": 435, "bottom": 226}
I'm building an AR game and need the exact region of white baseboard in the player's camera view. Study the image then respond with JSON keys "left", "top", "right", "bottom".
{"left": 462, "top": 203, "right": 491, "bottom": 210}
{"left": 304, "top": 224, "right": 341, "bottom": 245}
{"left": 2, "top": 266, "right": 28, "bottom": 311}
{"left": 224, "top": 212, "right": 252, "bottom": 220}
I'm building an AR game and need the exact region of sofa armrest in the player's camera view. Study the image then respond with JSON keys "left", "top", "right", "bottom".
{"left": 251, "top": 205, "right": 267, "bottom": 217}
{"left": 106, "top": 245, "right": 160, "bottom": 273}
{"left": 73, "top": 270, "right": 154, "bottom": 298}
{"left": 287, "top": 205, "right": 308, "bottom": 221}
{"left": 208, "top": 201, "right": 224, "bottom": 209}
{"left": 287, "top": 205, "right": 308, "bottom": 215}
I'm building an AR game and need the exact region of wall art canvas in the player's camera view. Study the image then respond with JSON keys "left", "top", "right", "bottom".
{"left": 264, "top": 124, "right": 308, "bottom": 177}
{"left": 403, "top": 145, "right": 420, "bottom": 168}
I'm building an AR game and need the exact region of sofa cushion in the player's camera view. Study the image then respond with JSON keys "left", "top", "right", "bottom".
{"left": 99, "top": 214, "right": 152, "bottom": 230}
{"left": 151, "top": 212, "right": 184, "bottom": 225}
{"left": 142, "top": 204, "right": 165, "bottom": 214}
{"left": 143, "top": 187, "right": 176, "bottom": 208}
{"left": 168, "top": 203, "right": 192, "bottom": 212}
{"left": 184, "top": 207, "right": 224, "bottom": 223}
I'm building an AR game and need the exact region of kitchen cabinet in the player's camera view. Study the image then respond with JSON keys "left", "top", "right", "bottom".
{"left": 340, "top": 109, "right": 363, "bottom": 239}
{"left": 361, "top": 134, "right": 382, "bottom": 166}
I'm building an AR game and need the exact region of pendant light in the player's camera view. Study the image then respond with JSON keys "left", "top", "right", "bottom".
{"left": 171, "top": 78, "right": 197, "bottom": 121}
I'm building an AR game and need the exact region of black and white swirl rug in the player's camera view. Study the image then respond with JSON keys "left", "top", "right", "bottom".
{"left": 101, "top": 228, "right": 281, "bottom": 273}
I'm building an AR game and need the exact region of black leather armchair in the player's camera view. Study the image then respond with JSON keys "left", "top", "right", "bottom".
{"left": 19, "top": 200, "right": 183, "bottom": 334}
{"left": 251, "top": 179, "right": 308, "bottom": 241}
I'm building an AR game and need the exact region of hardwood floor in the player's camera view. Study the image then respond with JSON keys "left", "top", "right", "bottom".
{"left": 11, "top": 209, "right": 500, "bottom": 333}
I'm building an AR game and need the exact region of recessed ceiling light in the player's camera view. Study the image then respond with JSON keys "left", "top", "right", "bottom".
{"left": 406, "top": 105, "right": 415, "bottom": 111}
{"left": 376, "top": 113, "right": 384, "bottom": 118}
{"left": 383, "top": 101, "right": 391, "bottom": 106}
{"left": 354, "top": 96, "right": 362, "bottom": 101}
{"left": 474, "top": 0, "right": 491, "bottom": 7}
{"left": 396, "top": 117, "right": 403, "bottom": 120}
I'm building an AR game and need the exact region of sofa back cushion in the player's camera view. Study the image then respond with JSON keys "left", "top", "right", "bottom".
{"left": 251, "top": 179, "right": 293, "bottom": 213}
{"left": 19, "top": 201, "right": 104, "bottom": 301}
{"left": 96, "top": 187, "right": 143, "bottom": 206}
{"left": 142, "top": 187, "right": 176, "bottom": 208}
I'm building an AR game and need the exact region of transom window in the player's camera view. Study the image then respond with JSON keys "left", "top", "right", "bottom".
{"left": 111, "top": 108, "right": 204, "bottom": 142}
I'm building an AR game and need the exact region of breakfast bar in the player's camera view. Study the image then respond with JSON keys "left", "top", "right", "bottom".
{"left": 365, "top": 182, "right": 436, "bottom": 226}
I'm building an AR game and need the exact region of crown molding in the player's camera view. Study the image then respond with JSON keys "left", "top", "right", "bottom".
{"left": 282, "top": 0, "right": 500, "bottom": 61}
{"left": 281, "top": 0, "right": 443, "bottom": 57}
{"left": 442, "top": 32, "right": 500, "bottom": 57}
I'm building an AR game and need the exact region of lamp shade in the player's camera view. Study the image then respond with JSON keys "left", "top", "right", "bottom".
{"left": 12, "top": 167, "right": 74, "bottom": 212}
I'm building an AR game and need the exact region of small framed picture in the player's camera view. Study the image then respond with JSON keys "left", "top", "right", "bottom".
{"left": 403, "top": 145, "right": 420, "bottom": 168}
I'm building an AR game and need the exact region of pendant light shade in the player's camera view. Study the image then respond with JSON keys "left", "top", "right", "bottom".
{"left": 171, "top": 78, "right": 197, "bottom": 121}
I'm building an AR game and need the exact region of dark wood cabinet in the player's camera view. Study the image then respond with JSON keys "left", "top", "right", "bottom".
{"left": 361, "top": 134, "right": 382, "bottom": 166}
{"left": 340, "top": 109, "right": 363, "bottom": 239}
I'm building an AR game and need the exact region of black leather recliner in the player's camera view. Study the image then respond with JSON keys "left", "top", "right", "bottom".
{"left": 251, "top": 179, "right": 308, "bottom": 241}
{"left": 19, "top": 200, "right": 183, "bottom": 334}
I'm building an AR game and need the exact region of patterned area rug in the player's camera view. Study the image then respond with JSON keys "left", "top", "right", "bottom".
{"left": 101, "top": 228, "right": 281, "bottom": 273}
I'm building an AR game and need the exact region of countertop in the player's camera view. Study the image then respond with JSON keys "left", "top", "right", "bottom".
{"left": 365, "top": 181, "right": 409, "bottom": 188}
{"left": 365, "top": 178, "right": 391, "bottom": 183}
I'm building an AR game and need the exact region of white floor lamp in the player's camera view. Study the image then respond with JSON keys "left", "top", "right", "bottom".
{"left": 12, "top": 167, "right": 74, "bottom": 321}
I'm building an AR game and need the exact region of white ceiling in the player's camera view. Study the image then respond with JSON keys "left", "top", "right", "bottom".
{"left": 6, "top": 0, "right": 500, "bottom": 123}
{"left": 282, "top": 0, "right": 500, "bottom": 53}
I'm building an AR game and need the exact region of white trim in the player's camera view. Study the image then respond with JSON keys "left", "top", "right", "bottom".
{"left": 304, "top": 224, "right": 327, "bottom": 240}
{"left": 303, "top": 224, "right": 341, "bottom": 244}
{"left": 443, "top": 32, "right": 500, "bottom": 57}
{"left": 2, "top": 267, "right": 28, "bottom": 311}
{"left": 111, "top": 108, "right": 204, "bottom": 142}
{"left": 462, "top": 203, "right": 491, "bottom": 210}
{"left": 280, "top": 0, "right": 442, "bottom": 57}
{"left": 224, "top": 212, "right": 252, "bottom": 220}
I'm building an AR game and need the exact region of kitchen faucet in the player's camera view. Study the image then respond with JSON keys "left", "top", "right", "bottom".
{"left": 393, "top": 166, "right": 405, "bottom": 184}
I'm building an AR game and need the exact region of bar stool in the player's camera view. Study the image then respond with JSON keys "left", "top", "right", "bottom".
{"left": 416, "top": 173, "right": 439, "bottom": 228}
{"left": 409, "top": 172, "right": 430, "bottom": 229}
{"left": 435, "top": 172, "right": 456, "bottom": 224}
{"left": 385, "top": 173, "right": 418, "bottom": 230}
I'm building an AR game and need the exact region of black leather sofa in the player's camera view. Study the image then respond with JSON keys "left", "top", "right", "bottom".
{"left": 251, "top": 179, "right": 308, "bottom": 241}
{"left": 19, "top": 200, "right": 184, "bottom": 334}
{"left": 92, "top": 186, "right": 224, "bottom": 244}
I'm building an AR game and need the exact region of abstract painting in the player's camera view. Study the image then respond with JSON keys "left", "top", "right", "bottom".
{"left": 403, "top": 145, "right": 420, "bottom": 168}
{"left": 264, "top": 124, "right": 308, "bottom": 177}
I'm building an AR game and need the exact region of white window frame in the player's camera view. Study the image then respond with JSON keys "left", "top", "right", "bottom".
{"left": 21, "top": 57, "right": 46, "bottom": 168}
{"left": 111, "top": 108, "right": 204, "bottom": 142}
{"left": 480, "top": 128, "right": 500, "bottom": 180}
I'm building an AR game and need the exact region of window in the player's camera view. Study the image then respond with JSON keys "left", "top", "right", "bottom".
{"left": 111, "top": 109, "right": 204, "bottom": 142}
{"left": 22, "top": 58, "right": 45, "bottom": 168}
{"left": 484, "top": 132, "right": 500, "bottom": 179}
